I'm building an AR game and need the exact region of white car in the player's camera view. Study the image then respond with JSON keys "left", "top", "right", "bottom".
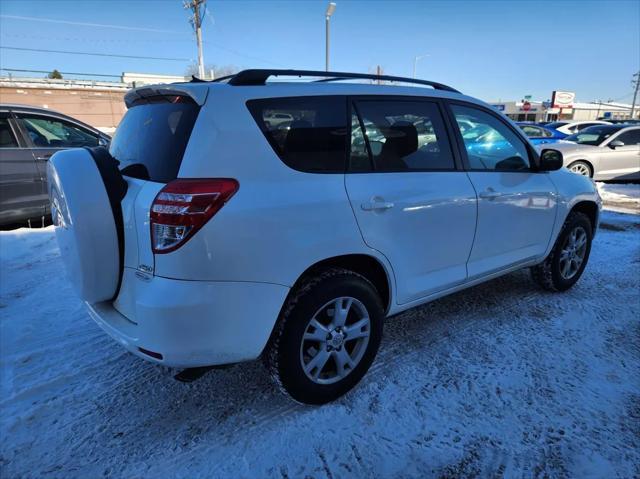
{"left": 48, "top": 69, "right": 601, "bottom": 404}
{"left": 546, "top": 120, "right": 611, "bottom": 135}
{"left": 548, "top": 125, "right": 640, "bottom": 180}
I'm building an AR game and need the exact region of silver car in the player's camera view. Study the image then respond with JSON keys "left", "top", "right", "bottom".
{"left": 548, "top": 124, "right": 640, "bottom": 180}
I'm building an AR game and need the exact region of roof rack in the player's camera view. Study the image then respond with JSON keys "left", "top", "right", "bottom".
{"left": 224, "top": 69, "right": 460, "bottom": 93}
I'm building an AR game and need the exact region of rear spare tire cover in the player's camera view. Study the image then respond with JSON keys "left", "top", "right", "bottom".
{"left": 47, "top": 148, "right": 121, "bottom": 303}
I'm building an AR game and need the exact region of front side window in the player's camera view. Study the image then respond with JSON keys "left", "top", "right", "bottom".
{"left": 18, "top": 114, "right": 98, "bottom": 148}
{"left": 353, "top": 100, "right": 454, "bottom": 171}
{"left": 247, "top": 96, "right": 347, "bottom": 173}
{"left": 451, "top": 104, "right": 530, "bottom": 171}
{"left": 614, "top": 129, "right": 640, "bottom": 145}
{"left": 0, "top": 115, "right": 18, "bottom": 148}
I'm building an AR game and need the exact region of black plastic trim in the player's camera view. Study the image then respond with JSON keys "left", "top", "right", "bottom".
{"left": 84, "top": 146, "right": 128, "bottom": 300}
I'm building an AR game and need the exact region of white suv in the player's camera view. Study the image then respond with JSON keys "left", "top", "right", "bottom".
{"left": 48, "top": 69, "right": 601, "bottom": 404}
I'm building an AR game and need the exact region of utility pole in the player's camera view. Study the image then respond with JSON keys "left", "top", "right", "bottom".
{"left": 631, "top": 71, "right": 640, "bottom": 119}
{"left": 185, "top": 0, "right": 206, "bottom": 79}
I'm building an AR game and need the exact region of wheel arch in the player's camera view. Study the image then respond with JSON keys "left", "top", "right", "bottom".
{"left": 292, "top": 254, "right": 393, "bottom": 314}
{"left": 570, "top": 200, "right": 599, "bottom": 235}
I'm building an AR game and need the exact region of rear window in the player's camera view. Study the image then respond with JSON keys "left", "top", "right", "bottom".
{"left": 110, "top": 96, "right": 199, "bottom": 182}
{"left": 247, "top": 96, "right": 347, "bottom": 173}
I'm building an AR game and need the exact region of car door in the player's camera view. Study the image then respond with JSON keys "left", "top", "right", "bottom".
{"left": 447, "top": 102, "right": 558, "bottom": 278}
{"left": 14, "top": 112, "right": 100, "bottom": 213}
{"left": 597, "top": 128, "right": 640, "bottom": 180}
{"left": 0, "top": 111, "right": 44, "bottom": 224}
{"left": 345, "top": 98, "right": 477, "bottom": 304}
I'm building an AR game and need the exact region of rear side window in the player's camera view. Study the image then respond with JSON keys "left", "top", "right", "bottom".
{"left": 353, "top": 100, "right": 455, "bottom": 171}
{"left": 247, "top": 96, "right": 347, "bottom": 173}
{"left": 0, "top": 115, "right": 18, "bottom": 148}
{"left": 110, "top": 96, "right": 199, "bottom": 182}
{"left": 18, "top": 114, "right": 98, "bottom": 148}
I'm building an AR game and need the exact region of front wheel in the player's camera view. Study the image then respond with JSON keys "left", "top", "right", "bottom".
{"left": 567, "top": 160, "right": 592, "bottom": 177}
{"left": 531, "top": 211, "right": 593, "bottom": 292}
{"left": 265, "top": 268, "right": 384, "bottom": 405}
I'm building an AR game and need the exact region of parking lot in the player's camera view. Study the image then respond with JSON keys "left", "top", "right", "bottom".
{"left": 1, "top": 208, "right": 638, "bottom": 478}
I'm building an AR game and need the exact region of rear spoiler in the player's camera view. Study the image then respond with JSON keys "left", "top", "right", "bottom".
{"left": 124, "top": 83, "right": 209, "bottom": 108}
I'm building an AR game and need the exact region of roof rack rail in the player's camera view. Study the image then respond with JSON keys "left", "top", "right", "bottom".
{"left": 226, "top": 69, "right": 460, "bottom": 93}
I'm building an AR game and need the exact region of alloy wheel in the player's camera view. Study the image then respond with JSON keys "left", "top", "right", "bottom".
{"left": 569, "top": 163, "right": 591, "bottom": 176}
{"left": 299, "top": 297, "right": 371, "bottom": 385}
{"left": 559, "top": 226, "right": 588, "bottom": 280}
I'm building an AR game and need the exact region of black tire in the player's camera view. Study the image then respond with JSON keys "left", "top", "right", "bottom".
{"left": 266, "top": 268, "right": 384, "bottom": 405}
{"left": 531, "top": 211, "right": 593, "bottom": 292}
{"left": 567, "top": 160, "right": 592, "bottom": 178}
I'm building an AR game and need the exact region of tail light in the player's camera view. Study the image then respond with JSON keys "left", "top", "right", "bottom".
{"left": 150, "top": 179, "right": 239, "bottom": 254}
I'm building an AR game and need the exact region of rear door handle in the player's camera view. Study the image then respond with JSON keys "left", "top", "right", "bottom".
{"left": 361, "top": 199, "right": 395, "bottom": 211}
{"left": 35, "top": 154, "right": 52, "bottom": 161}
{"left": 479, "top": 188, "right": 503, "bottom": 200}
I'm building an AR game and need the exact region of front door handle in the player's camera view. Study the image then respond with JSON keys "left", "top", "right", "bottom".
{"left": 35, "top": 154, "right": 52, "bottom": 161}
{"left": 479, "top": 188, "right": 504, "bottom": 200}
{"left": 361, "top": 199, "right": 395, "bottom": 211}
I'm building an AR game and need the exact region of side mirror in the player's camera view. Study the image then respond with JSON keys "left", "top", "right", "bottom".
{"left": 608, "top": 140, "right": 624, "bottom": 149}
{"left": 98, "top": 136, "right": 110, "bottom": 147}
{"left": 538, "top": 149, "right": 563, "bottom": 171}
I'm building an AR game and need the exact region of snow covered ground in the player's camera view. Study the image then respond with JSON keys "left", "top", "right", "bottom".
{"left": 1, "top": 211, "right": 639, "bottom": 479}
{"left": 597, "top": 182, "right": 640, "bottom": 214}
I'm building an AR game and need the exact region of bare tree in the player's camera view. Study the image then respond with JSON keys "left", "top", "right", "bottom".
{"left": 185, "top": 63, "right": 239, "bottom": 80}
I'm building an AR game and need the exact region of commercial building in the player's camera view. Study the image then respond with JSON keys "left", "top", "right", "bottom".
{"left": 0, "top": 72, "right": 188, "bottom": 133}
{"left": 490, "top": 100, "right": 637, "bottom": 123}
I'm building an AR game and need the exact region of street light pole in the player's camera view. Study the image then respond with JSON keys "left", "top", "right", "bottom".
{"left": 412, "top": 54, "right": 429, "bottom": 78}
{"left": 325, "top": 2, "right": 336, "bottom": 71}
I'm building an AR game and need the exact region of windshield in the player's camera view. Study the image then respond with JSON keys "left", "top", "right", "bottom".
{"left": 564, "top": 125, "right": 625, "bottom": 146}
{"left": 109, "top": 96, "right": 199, "bottom": 182}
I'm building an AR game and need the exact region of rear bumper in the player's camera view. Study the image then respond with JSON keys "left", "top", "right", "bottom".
{"left": 86, "top": 276, "right": 289, "bottom": 368}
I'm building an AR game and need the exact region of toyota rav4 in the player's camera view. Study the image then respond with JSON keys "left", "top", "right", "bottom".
{"left": 48, "top": 69, "right": 601, "bottom": 404}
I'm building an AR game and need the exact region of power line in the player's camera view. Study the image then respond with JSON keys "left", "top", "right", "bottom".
{"left": 1, "top": 68, "right": 121, "bottom": 78}
{"left": 0, "top": 14, "right": 186, "bottom": 34}
{"left": 0, "top": 46, "right": 191, "bottom": 62}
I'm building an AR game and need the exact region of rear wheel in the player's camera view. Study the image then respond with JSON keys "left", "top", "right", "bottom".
{"left": 531, "top": 211, "right": 593, "bottom": 292}
{"left": 567, "top": 161, "right": 592, "bottom": 177}
{"left": 266, "top": 268, "right": 383, "bottom": 405}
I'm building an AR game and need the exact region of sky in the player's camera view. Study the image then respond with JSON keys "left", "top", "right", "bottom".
{"left": 0, "top": 0, "right": 638, "bottom": 103}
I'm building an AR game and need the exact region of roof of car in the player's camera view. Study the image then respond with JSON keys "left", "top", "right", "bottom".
{"left": 0, "top": 103, "right": 104, "bottom": 135}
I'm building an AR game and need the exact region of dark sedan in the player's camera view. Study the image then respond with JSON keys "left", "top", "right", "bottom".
{"left": 0, "top": 104, "right": 110, "bottom": 226}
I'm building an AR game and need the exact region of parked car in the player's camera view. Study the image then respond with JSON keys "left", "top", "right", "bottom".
{"left": 545, "top": 120, "right": 611, "bottom": 135}
{"left": 0, "top": 104, "right": 110, "bottom": 226}
{"left": 517, "top": 122, "right": 567, "bottom": 145}
{"left": 47, "top": 69, "right": 601, "bottom": 405}
{"left": 597, "top": 118, "right": 640, "bottom": 125}
{"left": 264, "top": 111, "right": 294, "bottom": 128}
{"left": 549, "top": 124, "right": 640, "bottom": 180}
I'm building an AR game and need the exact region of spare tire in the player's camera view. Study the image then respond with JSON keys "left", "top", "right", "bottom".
{"left": 47, "top": 147, "right": 127, "bottom": 303}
